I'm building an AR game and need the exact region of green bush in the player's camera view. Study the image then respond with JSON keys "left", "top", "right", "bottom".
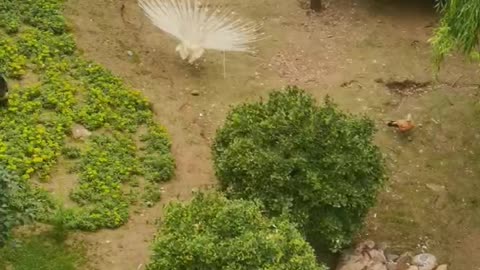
{"left": 139, "top": 125, "right": 175, "bottom": 183}
{"left": 147, "top": 192, "right": 325, "bottom": 270}
{"left": 0, "top": 167, "right": 19, "bottom": 247}
{"left": 213, "top": 87, "right": 386, "bottom": 251}
{"left": 0, "top": 167, "right": 54, "bottom": 247}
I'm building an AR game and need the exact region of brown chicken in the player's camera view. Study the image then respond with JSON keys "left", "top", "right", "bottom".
{"left": 387, "top": 114, "right": 415, "bottom": 132}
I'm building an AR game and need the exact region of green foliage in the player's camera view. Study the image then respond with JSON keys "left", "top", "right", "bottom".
{"left": 71, "top": 61, "right": 153, "bottom": 132}
{"left": 140, "top": 125, "right": 175, "bottom": 183}
{"left": 61, "top": 146, "right": 81, "bottom": 159}
{"left": 0, "top": 168, "right": 19, "bottom": 247}
{"left": 66, "top": 134, "right": 138, "bottom": 230}
{"left": 0, "top": 168, "right": 55, "bottom": 247}
{"left": 17, "top": 28, "right": 75, "bottom": 70}
{"left": 213, "top": 87, "right": 386, "bottom": 251}
{"left": 0, "top": 79, "right": 76, "bottom": 181}
{"left": 431, "top": 0, "right": 480, "bottom": 67}
{"left": 147, "top": 192, "right": 326, "bottom": 270}
{"left": 0, "top": 36, "right": 27, "bottom": 78}
{"left": 0, "top": 0, "right": 174, "bottom": 232}
{"left": 0, "top": 0, "right": 67, "bottom": 34}
{"left": 142, "top": 183, "right": 162, "bottom": 207}
{"left": 0, "top": 234, "right": 85, "bottom": 270}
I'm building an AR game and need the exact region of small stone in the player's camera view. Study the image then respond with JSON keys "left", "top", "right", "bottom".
{"left": 376, "top": 242, "right": 388, "bottom": 251}
{"left": 435, "top": 264, "right": 448, "bottom": 270}
{"left": 426, "top": 183, "right": 445, "bottom": 193}
{"left": 412, "top": 253, "right": 437, "bottom": 270}
{"left": 369, "top": 262, "right": 388, "bottom": 270}
{"left": 71, "top": 124, "right": 91, "bottom": 140}
{"left": 407, "top": 266, "right": 419, "bottom": 270}
{"left": 386, "top": 254, "right": 399, "bottom": 262}
{"left": 396, "top": 252, "right": 413, "bottom": 269}
{"left": 367, "top": 249, "right": 387, "bottom": 263}
{"left": 386, "top": 262, "right": 397, "bottom": 270}
{"left": 363, "top": 240, "right": 376, "bottom": 249}
{"left": 190, "top": 90, "right": 200, "bottom": 96}
{"left": 105, "top": 240, "right": 111, "bottom": 244}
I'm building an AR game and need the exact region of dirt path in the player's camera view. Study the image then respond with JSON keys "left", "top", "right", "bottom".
{"left": 64, "top": 0, "right": 480, "bottom": 269}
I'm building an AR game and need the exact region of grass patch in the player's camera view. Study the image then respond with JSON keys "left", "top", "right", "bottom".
{"left": 0, "top": 233, "right": 85, "bottom": 270}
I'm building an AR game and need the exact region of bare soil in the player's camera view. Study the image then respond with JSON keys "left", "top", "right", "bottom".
{"left": 62, "top": 0, "right": 480, "bottom": 269}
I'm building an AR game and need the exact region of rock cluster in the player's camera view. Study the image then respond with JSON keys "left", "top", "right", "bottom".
{"left": 336, "top": 240, "right": 448, "bottom": 270}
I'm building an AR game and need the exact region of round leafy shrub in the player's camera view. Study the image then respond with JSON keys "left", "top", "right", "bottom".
{"left": 147, "top": 192, "right": 326, "bottom": 270}
{"left": 213, "top": 86, "right": 386, "bottom": 251}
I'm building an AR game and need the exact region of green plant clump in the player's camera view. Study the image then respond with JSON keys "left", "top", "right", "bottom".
{"left": 0, "top": 0, "right": 67, "bottom": 35}
{"left": 431, "top": 0, "right": 480, "bottom": 67}
{"left": 147, "top": 192, "right": 326, "bottom": 270}
{"left": 140, "top": 125, "right": 175, "bottom": 183}
{"left": 0, "top": 0, "right": 175, "bottom": 232}
{"left": 62, "top": 134, "right": 139, "bottom": 230}
{"left": 0, "top": 234, "right": 85, "bottom": 270}
{"left": 71, "top": 61, "right": 153, "bottom": 132}
{"left": 213, "top": 87, "right": 386, "bottom": 251}
{"left": 0, "top": 167, "right": 54, "bottom": 247}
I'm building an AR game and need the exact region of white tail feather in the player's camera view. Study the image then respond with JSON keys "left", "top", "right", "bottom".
{"left": 139, "top": 0, "right": 261, "bottom": 63}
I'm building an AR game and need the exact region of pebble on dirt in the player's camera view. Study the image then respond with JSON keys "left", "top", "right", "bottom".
{"left": 190, "top": 90, "right": 200, "bottom": 96}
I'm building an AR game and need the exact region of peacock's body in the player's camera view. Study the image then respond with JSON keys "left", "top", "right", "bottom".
{"left": 139, "top": 0, "right": 261, "bottom": 63}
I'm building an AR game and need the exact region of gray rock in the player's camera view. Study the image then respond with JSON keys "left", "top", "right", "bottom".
{"left": 386, "top": 254, "right": 399, "bottom": 262}
{"left": 71, "top": 124, "right": 91, "bottom": 140}
{"left": 376, "top": 242, "right": 389, "bottom": 251}
{"left": 336, "top": 248, "right": 368, "bottom": 270}
{"left": 367, "top": 249, "right": 387, "bottom": 263}
{"left": 412, "top": 253, "right": 437, "bottom": 270}
{"left": 396, "top": 252, "right": 413, "bottom": 270}
{"left": 369, "top": 262, "right": 388, "bottom": 270}
{"left": 336, "top": 244, "right": 370, "bottom": 270}
{"left": 364, "top": 240, "right": 376, "bottom": 249}
{"left": 336, "top": 258, "right": 369, "bottom": 270}
{"left": 386, "top": 262, "right": 397, "bottom": 270}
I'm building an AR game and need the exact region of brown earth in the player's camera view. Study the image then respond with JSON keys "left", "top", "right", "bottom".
{"left": 62, "top": 0, "right": 480, "bottom": 269}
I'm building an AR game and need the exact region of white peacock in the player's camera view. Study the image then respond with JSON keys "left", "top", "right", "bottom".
{"left": 139, "top": 0, "right": 262, "bottom": 64}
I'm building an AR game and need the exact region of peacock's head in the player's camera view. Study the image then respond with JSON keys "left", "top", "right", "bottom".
{"left": 176, "top": 42, "right": 205, "bottom": 64}
{"left": 175, "top": 43, "right": 190, "bottom": 61}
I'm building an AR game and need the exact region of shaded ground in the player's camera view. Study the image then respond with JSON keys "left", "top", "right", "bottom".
{"left": 63, "top": 0, "right": 480, "bottom": 269}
